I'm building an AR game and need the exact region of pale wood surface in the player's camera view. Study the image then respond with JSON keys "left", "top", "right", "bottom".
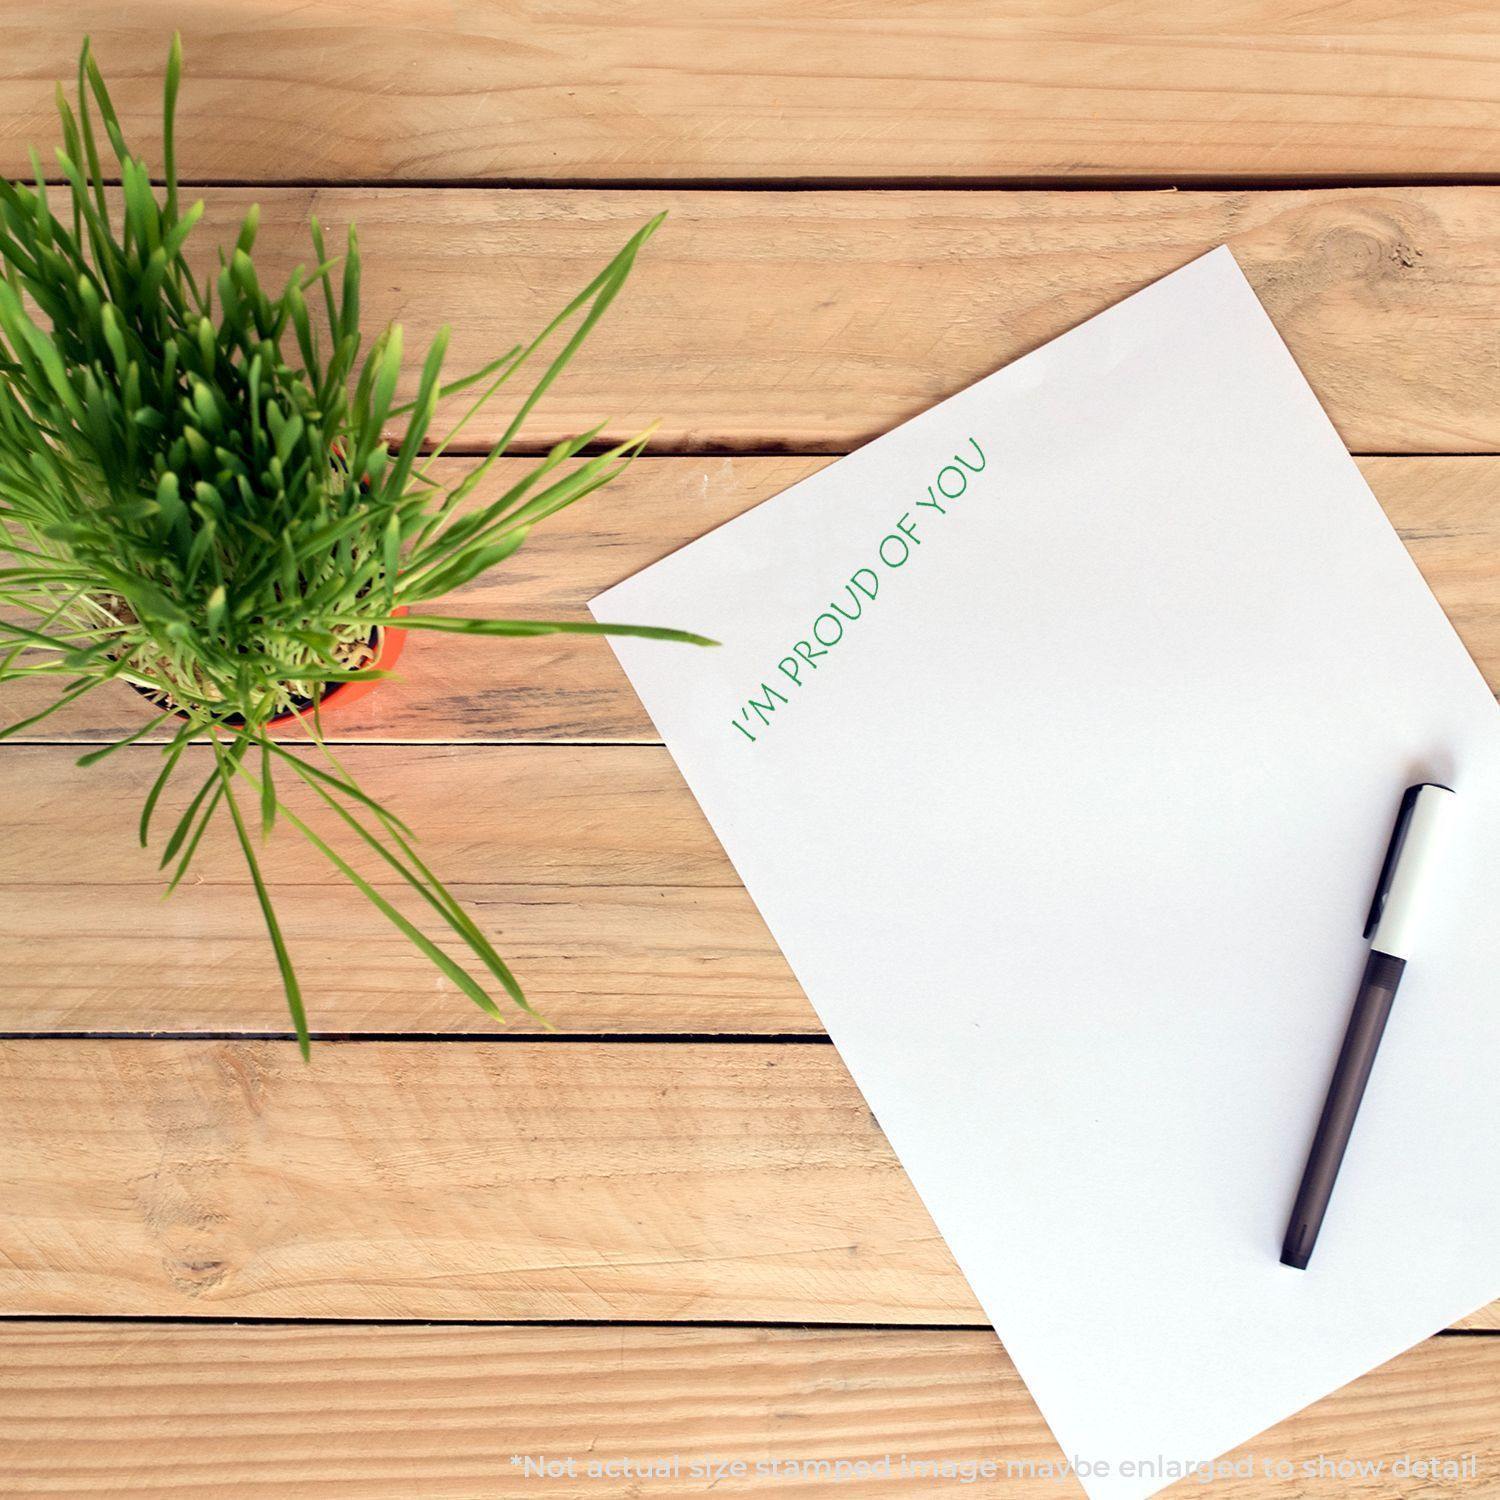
{"left": 0, "top": 743, "right": 808, "bottom": 1035}
{"left": 7, "top": 4, "right": 1500, "bottom": 186}
{"left": 3, "top": 1323, "right": 1496, "bottom": 1499}
{"left": 0, "top": 1038, "right": 1495, "bottom": 1332}
{"left": 0, "top": 1037, "right": 979, "bottom": 1321}
{"left": 5, "top": 4, "right": 1500, "bottom": 1483}
{"left": 23, "top": 187, "right": 1495, "bottom": 455}
{"left": 7, "top": 455, "right": 1499, "bottom": 746}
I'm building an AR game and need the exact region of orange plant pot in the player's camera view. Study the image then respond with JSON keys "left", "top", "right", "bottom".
{"left": 264, "top": 605, "right": 410, "bottom": 730}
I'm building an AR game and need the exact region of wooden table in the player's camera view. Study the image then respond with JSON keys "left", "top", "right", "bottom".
{"left": 3, "top": 6, "right": 1499, "bottom": 1495}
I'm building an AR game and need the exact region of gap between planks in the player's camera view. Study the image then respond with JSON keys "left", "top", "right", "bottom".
{"left": 0, "top": 1031, "right": 830, "bottom": 1044}
{"left": 43, "top": 175, "right": 1500, "bottom": 192}
{"left": 0, "top": 1311, "right": 1488, "bottom": 1333}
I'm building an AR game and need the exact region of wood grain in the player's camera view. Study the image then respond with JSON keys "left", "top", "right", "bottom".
{"left": 0, "top": 1038, "right": 1493, "bottom": 1333}
{"left": 2, "top": 1322, "right": 1496, "bottom": 1498}
{"left": 6, "top": 455, "right": 1499, "bottom": 746}
{"left": 0, "top": 741, "right": 806, "bottom": 1035}
{"left": 7, "top": 5, "right": 1500, "bottom": 185}
{"left": 9, "top": 187, "right": 1498, "bottom": 455}
{"left": 0, "top": 1038, "right": 970, "bottom": 1321}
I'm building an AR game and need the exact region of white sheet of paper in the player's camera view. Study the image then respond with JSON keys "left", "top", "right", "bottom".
{"left": 590, "top": 248, "right": 1500, "bottom": 1499}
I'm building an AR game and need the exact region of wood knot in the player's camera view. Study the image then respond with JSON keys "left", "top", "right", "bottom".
{"left": 168, "top": 1257, "right": 230, "bottom": 1294}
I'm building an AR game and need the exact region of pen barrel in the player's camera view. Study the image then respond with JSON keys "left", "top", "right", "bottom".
{"left": 1280, "top": 950, "right": 1405, "bottom": 1269}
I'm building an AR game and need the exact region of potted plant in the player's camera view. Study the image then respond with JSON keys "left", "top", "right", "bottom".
{"left": 0, "top": 39, "right": 710, "bottom": 1051}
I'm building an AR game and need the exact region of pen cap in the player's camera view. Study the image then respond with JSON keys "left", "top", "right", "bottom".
{"left": 1366, "top": 783, "right": 1456, "bottom": 960}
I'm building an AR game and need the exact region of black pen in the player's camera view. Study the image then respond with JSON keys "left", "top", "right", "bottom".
{"left": 1280, "top": 782, "right": 1456, "bottom": 1270}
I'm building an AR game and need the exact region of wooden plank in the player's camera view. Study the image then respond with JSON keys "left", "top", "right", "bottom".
{"left": 7, "top": 455, "right": 1500, "bottom": 745}
{"left": 0, "top": 1037, "right": 981, "bottom": 1321}
{"left": 7, "top": 5, "right": 1500, "bottom": 185}
{"left": 0, "top": 1039, "right": 1495, "bottom": 1330}
{"left": 1, "top": 456, "right": 823, "bottom": 745}
{"left": 1, "top": 188, "right": 1496, "bottom": 454}
{"left": 2, "top": 1324, "right": 1496, "bottom": 1499}
{"left": 0, "top": 742, "right": 806, "bottom": 1035}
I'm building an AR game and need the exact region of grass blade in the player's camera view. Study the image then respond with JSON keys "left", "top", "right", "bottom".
{"left": 373, "top": 614, "right": 718, "bottom": 646}
{"left": 230, "top": 756, "right": 507, "bottom": 1024}
{"left": 216, "top": 735, "right": 309, "bottom": 1056}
